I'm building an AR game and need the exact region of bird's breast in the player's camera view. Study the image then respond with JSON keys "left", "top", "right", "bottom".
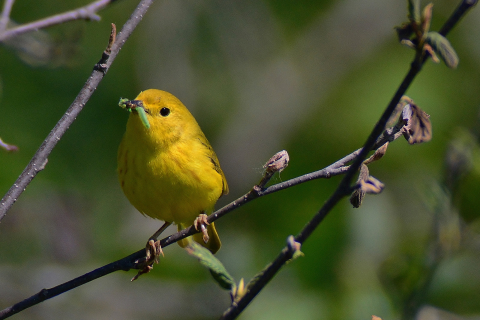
{"left": 118, "top": 136, "right": 223, "bottom": 224}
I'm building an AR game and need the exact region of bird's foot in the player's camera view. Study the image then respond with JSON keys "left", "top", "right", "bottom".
{"left": 131, "top": 264, "right": 153, "bottom": 282}
{"left": 146, "top": 239, "right": 164, "bottom": 263}
{"left": 131, "top": 240, "right": 163, "bottom": 281}
{"left": 194, "top": 214, "right": 210, "bottom": 243}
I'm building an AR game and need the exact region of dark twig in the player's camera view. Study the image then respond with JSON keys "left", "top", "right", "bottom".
{"left": 0, "top": 0, "right": 153, "bottom": 223}
{"left": 0, "top": 0, "right": 117, "bottom": 42}
{"left": 219, "top": 2, "right": 476, "bottom": 319}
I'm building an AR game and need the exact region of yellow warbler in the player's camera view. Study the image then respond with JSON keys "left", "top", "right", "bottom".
{"left": 117, "top": 89, "right": 228, "bottom": 255}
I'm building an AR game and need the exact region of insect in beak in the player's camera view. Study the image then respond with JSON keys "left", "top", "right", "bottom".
{"left": 119, "top": 98, "right": 151, "bottom": 129}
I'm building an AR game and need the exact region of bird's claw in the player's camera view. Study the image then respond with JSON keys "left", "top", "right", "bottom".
{"left": 146, "top": 239, "right": 164, "bottom": 263}
{"left": 194, "top": 214, "right": 210, "bottom": 243}
{"left": 131, "top": 264, "right": 153, "bottom": 281}
{"left": 131, "top": 239, "right": 163, "bottom": 281}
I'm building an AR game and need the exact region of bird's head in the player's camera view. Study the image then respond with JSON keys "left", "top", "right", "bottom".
{"left": 119, "top": 89, "right": 200, "bottom": 148}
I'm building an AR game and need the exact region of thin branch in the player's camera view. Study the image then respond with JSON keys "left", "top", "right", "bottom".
{"left": 0, "top": 0, "right": 154, "bottom": 223}
{"left": 219, "top": 1, "right": 477, "bottom": 319}
{"left": 0, "top": 0, "right": 117, "bottom": 42}
{"left": 0, "top": 0, "right": 15, "bottom": 33}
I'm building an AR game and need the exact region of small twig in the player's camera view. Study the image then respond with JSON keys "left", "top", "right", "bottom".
{"left": 0, "top": 0, "right": 116, "bottom": 42}
{"left": 0, "top": 0, "right": 154, "bottom": 223}
{"left": 0, "top": 0, "right": 15, "bottom": 33}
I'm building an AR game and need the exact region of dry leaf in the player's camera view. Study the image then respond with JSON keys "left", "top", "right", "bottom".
{"left": 364, "top": 142, "right": 389, "bottom": 165}
{"left": 402, "top": 101, "right": 432, "bottom": 144}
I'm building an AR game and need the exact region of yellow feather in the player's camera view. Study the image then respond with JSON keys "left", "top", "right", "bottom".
{"left": 118, "top": 89, "right": 228, "bottom": 253}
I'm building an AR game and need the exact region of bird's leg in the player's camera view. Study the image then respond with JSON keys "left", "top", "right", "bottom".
{"left": 132, "top": 221, "right": 171, "bottom": 281}
{"left": 193, "top": 214, "right": 210, "bottom": 243}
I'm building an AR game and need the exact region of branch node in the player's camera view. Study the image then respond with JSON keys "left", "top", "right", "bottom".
{"left": 252, "top": 185, "right": 262, "bottom": 194}
{"left": 93, "top": 23, "right": 117, "bottom": 74}
{"left": 38, "top": 288, "right": 48, "bottom": 300}
{"left": 256, "top": 150, "right": 290, "bottom": 189}
{"left": 286, "top": 235, "right": 304, "bottom": 261}
{"left": 263, "top": 150, "right": 289, "bottom": 174}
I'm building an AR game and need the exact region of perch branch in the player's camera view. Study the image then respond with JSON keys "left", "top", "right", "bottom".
{"left": 0, "top": 125, "right": 406, "bottom": 319}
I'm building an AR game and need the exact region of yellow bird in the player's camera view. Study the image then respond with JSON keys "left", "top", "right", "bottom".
{"left": 117, "top": 89, "right": 228, "bottom": 258}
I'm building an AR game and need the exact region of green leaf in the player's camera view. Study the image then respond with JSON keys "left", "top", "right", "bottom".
{"left": 425, "top": 31, "right": 459, "bottom": 68}
{"left": 186, "top": 242, "right": 235, "bottom": 290}
{"left": 408, "top": 0, "right": 421, "bottom": 24}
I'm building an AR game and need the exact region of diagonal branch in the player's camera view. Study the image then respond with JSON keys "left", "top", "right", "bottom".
{"left": 220, "top": 65, "right": 420, "bottom": 320}
{"left": 219, "top": 1, "right": 478, "bottom": 318}
{"left": 0, "top": 0, "right": 154, "bottom": 223}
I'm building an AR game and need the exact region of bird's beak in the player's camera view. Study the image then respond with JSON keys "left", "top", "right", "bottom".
{"left": 126, "top": 99, "right": 146, "bottom": 112}
{"left": 118, "top": 98, "right": 150, "bottom": 129}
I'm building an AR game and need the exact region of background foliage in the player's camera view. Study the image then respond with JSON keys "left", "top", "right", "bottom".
{"left": 1, "top": 0, "right": 479, "bottom": 319}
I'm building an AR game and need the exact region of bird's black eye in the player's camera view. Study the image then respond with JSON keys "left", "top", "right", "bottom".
{"left": 160, "top": 107, "right": 170, "bottom": 117}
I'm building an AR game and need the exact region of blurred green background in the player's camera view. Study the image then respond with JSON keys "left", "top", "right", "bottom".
{"left": 1, "top": 0, "right": 480, "bottom": 319}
